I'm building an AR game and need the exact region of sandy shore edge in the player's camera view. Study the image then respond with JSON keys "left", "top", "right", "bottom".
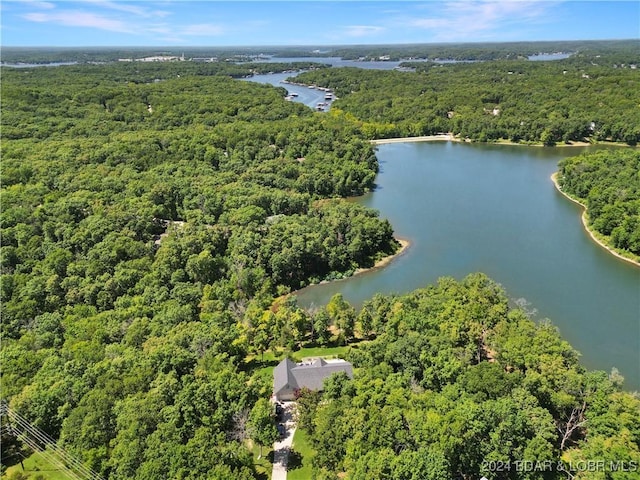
{"left": 353, "top": 237, "right": 411, "bottom": 275}
{"left": 290, "top": 237, "right": 411, "bottom": 297}
{"left": 371, "top": 134, "right": 618, "bottom": 148}
{"left": 372, "top": 134, "right": 454, "bottom": 145}
{"left": 551, "top": 172, "right": 640, "bottom": 267}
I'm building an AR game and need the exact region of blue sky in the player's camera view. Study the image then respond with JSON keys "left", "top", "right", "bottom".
{"left": 2, "top": 1, "right": 638, "bottom": 47}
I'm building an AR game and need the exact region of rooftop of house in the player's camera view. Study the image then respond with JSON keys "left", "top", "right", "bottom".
{"left": 273, "top": 357, "right": 353, "bottom": 396}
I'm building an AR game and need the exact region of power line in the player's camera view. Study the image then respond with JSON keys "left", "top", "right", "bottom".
{"left": 6, "top": 407, "right": 103, "bottom": 480}
{"left": 7, "top": 409, "right": 102, "bottom": 480}
{"left": 1, "top": 401, "right": 105, "bottom": 480}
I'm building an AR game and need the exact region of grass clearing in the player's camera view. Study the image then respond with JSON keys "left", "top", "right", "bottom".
{"left": 287, "top": 428, "right": 315, "bottom": 480}
{"left": 293, "top": 338, "right": 370, "bottom": 361}
{"left": 291, "top": 345, "right": 349, "bottom": 360}
{"left": 3, "top": 450, "right": 73, "bottom": 480}
{"left": 246, "top": 439, "right": 273, "bottom": 480}
{"left": 246, "top": 339, "right": 369, "bottom": 377}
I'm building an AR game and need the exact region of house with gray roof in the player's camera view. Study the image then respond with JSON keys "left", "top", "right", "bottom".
{"left": 273, "top": 357, "right": 353, "bottom": 401}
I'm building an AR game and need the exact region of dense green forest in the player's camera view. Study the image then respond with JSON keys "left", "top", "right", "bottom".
{"left": 291, "top": 55, "right": 640, "bottom": 145}
{"left": 2, "top": 51, "right": 639, "bottom": 480}
{"left": 0, "top": 61, "right": 396, "bottom": 478}
{"left": 557, "top": 149, "right": 640, "bottom": 260}
{"left": 296, "top": 274, "right": 640, "bottom": 480}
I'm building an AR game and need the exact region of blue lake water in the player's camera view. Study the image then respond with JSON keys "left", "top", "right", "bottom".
{"left": 246, "top": 67, "right": 639, "bottom": 391}
{"left": 1, "top": 61, "right": 79, "bottom": 68}
{"left": 528, "top": 53, "right": 572, "bottom": 61}
{"left": 255, "top": 56, "right": 407, "bottom": 69}
{"left": 244, "top": 72, "right": 334, "bottom": 110}
{"left": 295, "top": 142, "right": 640, "bottom": 390}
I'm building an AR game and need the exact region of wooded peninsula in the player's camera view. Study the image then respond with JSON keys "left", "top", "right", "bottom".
{"left": 556, "top": 150, "right": 640, "bottom": 265}
{"left": 1, "top": 41, "right": 639, "bottom": 480}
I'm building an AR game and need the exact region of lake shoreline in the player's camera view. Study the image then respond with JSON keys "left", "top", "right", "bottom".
{"left": 372, "top": 134, "right": 631, "bottom": 148}
{"left": 372, "top": 134, "right": 454, "bottom": 144}
{"left": 293, "top": 237, "right": 411, "bottom": 297}
{"left": 551, "top": 172, "right": 640, "bottom": 268}
{"left": 353, "top": 237, "right": 411, "bottom": 275}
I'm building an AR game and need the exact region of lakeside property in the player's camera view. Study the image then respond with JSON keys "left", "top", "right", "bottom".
{"left": 3, "top": 42, "right": 640, "bottom": 480}
{"left": 551, "top": 172, "right": 640, "bottom": 268}
{"left": 296, "top": 141, "right": 640, "bottom": 389}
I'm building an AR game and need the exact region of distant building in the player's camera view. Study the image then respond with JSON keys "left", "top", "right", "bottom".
{"left": 192, "top": 57, "right": 218, "bottom": 63}
{"left": 138, "top": 55, "right": 181, "bottom": 62}
{"left": 273, "top": 358, "right": 353, "bottom": 401}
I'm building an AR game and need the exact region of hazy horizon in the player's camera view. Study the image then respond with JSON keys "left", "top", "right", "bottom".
{"left": 2, "top": 38, "right": 637, "bottom": 50}
{"left": 2, "top": 1, "right": 638, "bottom": 47}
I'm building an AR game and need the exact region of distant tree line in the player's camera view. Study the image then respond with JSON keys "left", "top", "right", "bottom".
{"left": 330, "top": 39, "right": 640, "bottom": 62}
{"left": 1, "top": 44, "right": 332, "bottom": 66}
{"left": 3, "top": 39, "right": 638, "bottom": 64}
{"left": 291, "top": 51, "right": 640, "bottom": 145}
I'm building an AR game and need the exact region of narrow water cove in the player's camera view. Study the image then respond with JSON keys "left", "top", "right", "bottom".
{"left": 296, "top": 141, "right": 640, "bottom": 389}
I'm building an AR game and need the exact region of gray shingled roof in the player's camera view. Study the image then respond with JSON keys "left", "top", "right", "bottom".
{"left": 273, "top": 357, "right": 297, "bottom": 395}
{"left": 273, "top": 358, "right": 353, "bottom": 397}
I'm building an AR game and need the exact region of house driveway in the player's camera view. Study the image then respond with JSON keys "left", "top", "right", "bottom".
{"left": 272, "top": 401, "right": 296, "bottom": 480}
